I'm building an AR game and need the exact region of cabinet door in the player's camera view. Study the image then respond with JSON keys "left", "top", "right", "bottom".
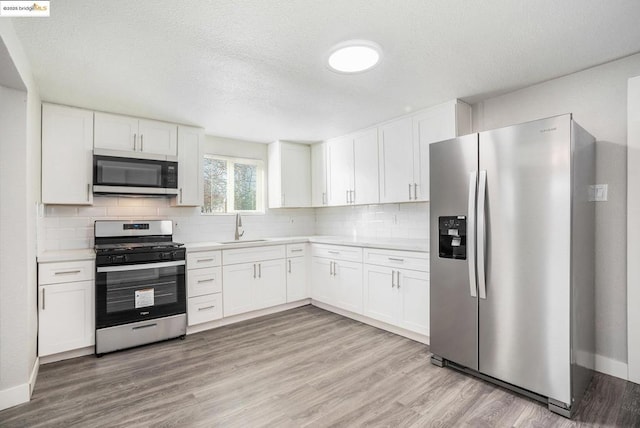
{"left": 42, "top": 104, "right": 94, "bottom": 205}
{"left": 326, "top": 136, "right": 354, "bottom": 206}
{"left": 173, "top": 125, "right": 203, "bottom": 206}
{"left": 353, "top": 128, "right": 379, "bottom": 205}
{"left": 311, "top": 143, "right": 327, "bottom": 207}
{"left": 397, "top": 269, "right": 430, "bottom": 335}
{"left": 94, "top": 112, "right": 139, "bottom": 153}
{"left": 222, "top": 263, "right": 255, "bottom": 316}
{"left": 254, "top": 259, "right": 287, "bottom": 310}
{"left": 363, "top": 265, "right": 398, "bottom": 325}
{"left": 280, "top": 143, "right": 311, "bottom": 207}
{"left": 414, "top": 101, "right": 468, "bottom": 201}
{"left": 311, "top": 257, "right": 334, "bottom": 304}
{"left": 138, "top": 119, "right": 178, "bottom": 156}
{"left": 287, "top": 257, "right": 308, "bottom": 302}
{"left": 38, "top": 281, "right": 94, "bottom": 356}
{"left": 378, "top": 116, "right": 415, "bottom": 203}
{"left": 334, "top": 260, "right": 363, "bottom": 314}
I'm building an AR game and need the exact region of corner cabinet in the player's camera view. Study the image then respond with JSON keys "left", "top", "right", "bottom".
{"left": 268, "top": 141, "right": 311, "bottom": 208}
{"left": 41, "top": 104, "right": 94, "bottom": 205}
{"left": 378, "top": 99, "right": 471, "bottom": 203}
{"left": 38, "top": 260, "right": 95, "bottom": 356}
{"left": 94, "top": 112, "right": 178, "bottom": 157}
{"left": 172, "top": 125, "right": 204, "bottom": 207}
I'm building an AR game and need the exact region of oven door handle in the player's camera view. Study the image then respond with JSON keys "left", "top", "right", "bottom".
{"left": 97, "top": 260, "right": 185, "bottom": 273}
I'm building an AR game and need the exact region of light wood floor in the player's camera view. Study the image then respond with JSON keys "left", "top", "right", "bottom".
{"left": 1, "top": 305, "right": 638, "bottom": 427}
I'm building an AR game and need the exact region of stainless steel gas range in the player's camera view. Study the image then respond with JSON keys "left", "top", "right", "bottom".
{"left": 94, "top": 220, "right": 186, "bottom": 355}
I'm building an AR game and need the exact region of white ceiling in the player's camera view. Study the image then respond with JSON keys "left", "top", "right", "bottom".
{"left": 12, "top": 0, "right": 640, "bottom": 142}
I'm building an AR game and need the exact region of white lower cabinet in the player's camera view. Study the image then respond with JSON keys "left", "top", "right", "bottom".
{"left": 363, "top": 248, "right": 430, "bottom": 336}
{"left": 38, "top": 260, "right": 95, "bottom": 357}
{"left": 311, "top": 244, "right": 364, "bottom": 314}
{"left": 186, "top": 250, "right": 222, "bottom": 326}
{"left": 223, "top": 246, "right": 287, "bottom": 317}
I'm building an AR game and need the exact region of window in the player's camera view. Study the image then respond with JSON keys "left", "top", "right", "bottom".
{"left": 202, "top": 155, "right": 264, "bottom": 214}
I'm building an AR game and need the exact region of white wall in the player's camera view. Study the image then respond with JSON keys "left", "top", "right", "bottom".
{"left": 472, "top": 53, "right": 640, "bottom": 369}
{"left": 0, "top": 19, "right": 41, "bottom": 410}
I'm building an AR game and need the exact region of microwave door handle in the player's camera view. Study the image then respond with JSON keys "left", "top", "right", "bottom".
{"left": 477, "top": 170, "right": 487, "bottom": 299}
{"left": 468, "top": 171, "right": 478, "bottom": 298}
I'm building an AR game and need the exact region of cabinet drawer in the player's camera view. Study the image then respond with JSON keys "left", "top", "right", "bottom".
{"left": 286, "top": 243, "right": 307, "bottom": 258}
{"left": 364, "top": 248, "right": 429, "bottom": 272}
{"left": 223, "top": 245, "right": 285, "bottom": 265}
{"left": 187, "top": 250, "right": 221, "bottom": 269}
{"left": 187, "top": 267, "right": 222, "bottom": 298}
{"left": 188, "top": 293, "right": 222, "bottom": 326}
{"left": 311, "top": 244, "right": 362, "bottom": 263}
{"left": 39, "top": 260, "right": 94, "bottom": 285}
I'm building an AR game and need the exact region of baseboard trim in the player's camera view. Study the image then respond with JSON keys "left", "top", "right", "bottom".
{"left": 311, "top": 300, "right": 430, "bottom": 345}
{"left": 187, "top": 299, "right": 312, "bottom": 335}
{"left": 595, "top": 354, "right": 628, "bottom": 380}
{"left": 0, "top": 383, "right": 30, "bottom": 411}
{"left": 40, "top": 346, "right": 94, "bottom": 365}
{"left": 29, "top": 357, "right": 39, "bottom": 395}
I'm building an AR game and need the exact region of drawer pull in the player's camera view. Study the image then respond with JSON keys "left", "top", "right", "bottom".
{"left": 291, "top": 249, "right": 303, "bottom": 253}
{"left": 197, "top": 278, "right": 215, "bottom": 283}
{"left": 328, "top": 250, "right": 340, "bottom": 255}
{"left": 198, "top": 305, "right": 215, "bottom": 311}
{"left": 132, "top": 323, "right": 157, "bottom": 331}
{"left": 54, "top": 270, "right": 82, "bottom": 275}
{"left": 388, "top": 257, "right": 404, "bottom": 262}
{"left": 196, "top": 258, "right": 214, "bottom": 263}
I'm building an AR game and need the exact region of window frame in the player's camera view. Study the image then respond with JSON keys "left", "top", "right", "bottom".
{"left": 201, "top": 154, "right": 265, "bottom": 215}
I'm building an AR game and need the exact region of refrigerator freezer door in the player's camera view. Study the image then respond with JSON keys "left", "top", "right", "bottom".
{"left": 478, "top": 115, "right": 572, "bottom": 404}
{"left": 430, "top": 133, "right": 479, "bottom": 371}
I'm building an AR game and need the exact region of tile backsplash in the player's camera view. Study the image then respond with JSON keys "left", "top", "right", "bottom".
{"left": 38, "top": 197, "right": 429, "bottom": 252}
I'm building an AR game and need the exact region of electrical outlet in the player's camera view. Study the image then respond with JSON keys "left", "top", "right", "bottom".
{"left": 589, "top": 184, "right": 608, "bottom": 202}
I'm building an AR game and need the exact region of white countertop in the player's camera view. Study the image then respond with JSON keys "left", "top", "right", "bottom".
{"left": 37, "top": 235, "right": 428, "bottom": 262}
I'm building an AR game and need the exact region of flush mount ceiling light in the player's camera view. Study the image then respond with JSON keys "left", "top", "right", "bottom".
{"left": 327, "top": 40, "right": 382, "bottom": 73}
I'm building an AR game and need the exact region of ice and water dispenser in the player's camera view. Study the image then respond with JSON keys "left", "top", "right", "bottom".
{"left": 438, "top": 216, "right": 467, "bottom": 260}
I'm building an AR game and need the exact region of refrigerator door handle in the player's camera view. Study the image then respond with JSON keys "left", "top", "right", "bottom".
{"left": 477, "top": 170, "right": 487, "bottom": 299}
{"left": 468, "top": 171, "right": 478, "bottom": 298}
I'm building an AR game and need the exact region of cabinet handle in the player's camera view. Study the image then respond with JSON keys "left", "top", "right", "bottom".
{"left": 197, "top": 278, "right": 214, "bottom": 283}
{"left": 346, "top": 190, "right": 349, "bottom": 204}
{"left": 196, "top": 258, "right": 214, "bottom": 263}
{"left": 133, "top": 133, "right": 137, "bottom": 151}
{"left": 329, "top": 261, "right": 333, "bottom": 276}
{"left": 288, "top": 259, "right": 292, "bottom": 273}
{"left": 87, "top": 183, "right": 91, "bottom": 201}
{"left": 54, "top": 270, "right": 81, "bottom": 275}
{"left": 408, "top": 183, "right": 413, "bottom": 200}
{"left": 328, "top": 250, "right": 340, "bottom": 255}
{"left": 141, "top": 134, "right": 144, "bottom": 151}
{"left": 258, "top": 263, "right": 262, "bottom": 278}
{"left": 198, "top": 305, "right": 215, "bottom": 311}
{"left": 391, "top": 270, "right": 396, "bottom": 288}
{"left": 397, "top": 271, "right": 401, "bottom": 289}
{"left": 350, "top": 190, "right": 355, "bottom": 204}
{"left": 291, "top": 249, "right": 303, "bottom": 253}
{"left": 253, "top": 263, "right": 256, "bottom": 279}
{"left": 322, "top": 192, "right": 327, "bottom": 205}
{"left": 180, "top": 188, "right": 183, "bottom": 204}
{"left": 388, "top": 257, "right": 404, "bottom": 262}
{"left": 42, "top": 288, "right": 45, "bottom": 310}
{"left": 413, "top": 183, "right": 418, "bottom": 200}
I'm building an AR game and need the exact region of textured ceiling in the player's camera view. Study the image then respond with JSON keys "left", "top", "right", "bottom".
{"left": 11, "top": 0, "right": 640, "bottom": 142}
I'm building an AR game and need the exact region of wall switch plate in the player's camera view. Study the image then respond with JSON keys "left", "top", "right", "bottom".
{"left": 589, "top": 184, "right": 608, "bottom": 202}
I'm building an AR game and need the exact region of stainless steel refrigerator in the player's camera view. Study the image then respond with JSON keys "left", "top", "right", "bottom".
{"left": 429, "top": 114, "right": 595, "bottom": 418}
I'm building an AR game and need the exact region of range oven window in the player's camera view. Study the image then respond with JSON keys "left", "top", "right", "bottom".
{"left": 96, "top": 262, "right": 186, "bottom": 329}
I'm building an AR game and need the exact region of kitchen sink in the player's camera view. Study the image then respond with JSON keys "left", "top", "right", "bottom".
{"left": 219, "top": 239, "right": 267, "bottom": 244}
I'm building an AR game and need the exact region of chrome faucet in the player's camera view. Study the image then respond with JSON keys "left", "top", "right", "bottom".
{"left": 234, "top": 213, "right": 244, "bottom": 240}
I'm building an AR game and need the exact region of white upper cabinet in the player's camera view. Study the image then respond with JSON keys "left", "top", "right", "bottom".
{"left": 326, "top": 135, "right": 354, "bottom": 206}
{"left": 268, "top": 141, "right": 311, "bottom": 208}
{"left": 378, "top": 116, "right": 415, "bottom": 203}
{"left": 94, "top": 112, "right": 177, "bottom": 157}
{"left": 378, "top": 99, "right": 472, "bottom": 203}
{"left": 172, "top": 125, "right": 204, "bottom": 206}
{"left": 353, "top": 128, "right": 380, "bottom": 205}
{"left": 42, "top": 103, "right": 94, "bottom": 205}
{"left": 311, "top": 143, "right": 327, "bottom": 207}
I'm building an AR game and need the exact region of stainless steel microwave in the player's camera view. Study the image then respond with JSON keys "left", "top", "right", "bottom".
{"left": 93, "top": 153, "right": 178, "bottom": 196}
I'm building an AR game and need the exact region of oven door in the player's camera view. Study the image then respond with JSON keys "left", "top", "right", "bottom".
{"left": 96, "top": 260, "right": 186, "bottom": 329}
